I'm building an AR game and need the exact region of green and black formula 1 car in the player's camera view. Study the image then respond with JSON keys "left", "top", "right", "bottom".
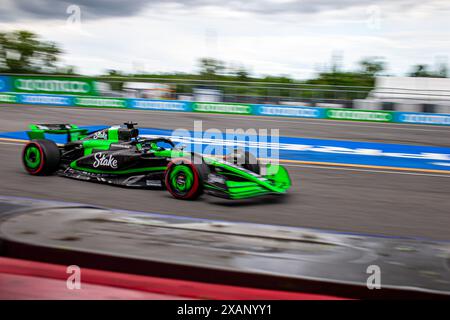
{"left": 21, "top": 122, "right": 291, "bottom": 200}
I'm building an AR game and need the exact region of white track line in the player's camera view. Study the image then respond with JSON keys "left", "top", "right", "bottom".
{"left": 283, "top": 163, "right": 450, "bottom": 178}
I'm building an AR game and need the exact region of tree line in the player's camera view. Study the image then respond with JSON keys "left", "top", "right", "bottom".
{"left": 0, "top": 30, "right": 448, "bottom": 91}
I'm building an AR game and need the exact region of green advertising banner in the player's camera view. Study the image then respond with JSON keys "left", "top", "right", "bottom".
{"left": 0, "top": 93, "right": 17, "bottom": 103}
{"left": 325, "top": 108, "right": 394, "bottom": 122}
{"left": 74, "top": 97, "right": 127, "bottom": 108}
{"left": 12, "top": 76, "right": 97, "bottom": 96}
{"left": 193, "top": 102, "right": 252, "bottom": 115}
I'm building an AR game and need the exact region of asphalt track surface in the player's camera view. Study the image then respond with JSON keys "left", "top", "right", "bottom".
{"left": 1, "top": 104, "right": 450, "bottom": 240}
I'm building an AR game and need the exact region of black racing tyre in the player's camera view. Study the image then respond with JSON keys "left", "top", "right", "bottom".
{"left": 22, "top": 139, "right": 61, "bottom": 176}
{"left": 225, "top": 149, "right": 260, "bottom": 174}
{"left": 165, "top": 157, "right": 209, "bottom": 200}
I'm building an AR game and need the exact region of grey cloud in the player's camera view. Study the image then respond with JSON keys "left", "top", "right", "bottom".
{"left": 177, "top": 0, "right": 386, "bottom": 15}
{"left": 1, "top": 0, "right": 151, "bottom": 21}
{"left": 0, "top": 0, "right": 429, "bottom": 21}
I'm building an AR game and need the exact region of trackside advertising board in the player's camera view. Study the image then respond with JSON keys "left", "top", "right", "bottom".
{"left": 75, "top": 97, "right": 127, "bottom": 108}
{"left": 18, "top": 94, "right": 73, "bottom": 106}
{"left": 395, "top": 112, "right": 450, "bottom": 126}
{"left": 2, "top": 91, "right": 450, "bottom": 126}
{"left": 0, "top": 76, "right": 11, "bottom": 92}
{"left": 193, "top": 102, "right": 252, "bottom": 114}
{"left": 0, "top": 93, "right": 17, "bottom": 103}
{"left": 11, "top": 76, "right": 97, "bottom": 96}
{"left": 129, "top": 99, "right": 191, "bottom": 112}
{"left": 254, "top": 104, "right": 324, "bottom": 118}
{"left": 326, "top": 108, "right": 394, "bottom": 122}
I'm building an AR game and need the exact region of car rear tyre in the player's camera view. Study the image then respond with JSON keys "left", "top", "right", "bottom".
{"left": 165, "top": 158, "right": 209, "bottom": 200}
{"left": 22, "top": 139, "right": 61, "bottom": 175}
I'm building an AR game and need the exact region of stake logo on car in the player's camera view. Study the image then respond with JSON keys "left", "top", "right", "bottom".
{"left": 93, "top": 153, "right": 118, "bottom": 169}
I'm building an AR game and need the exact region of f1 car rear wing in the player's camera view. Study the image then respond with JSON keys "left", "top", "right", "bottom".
{"left": 26, "top": 124, "right": 89, "bottom": 142}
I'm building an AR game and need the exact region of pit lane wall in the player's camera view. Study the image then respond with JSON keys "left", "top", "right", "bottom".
{"left": 1, "top": 92, "right": 450, "bottom": 126}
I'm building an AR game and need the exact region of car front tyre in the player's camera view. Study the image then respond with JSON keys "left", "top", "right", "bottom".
{"left": 164, "top": 158, "right": 208, "bottom": 200}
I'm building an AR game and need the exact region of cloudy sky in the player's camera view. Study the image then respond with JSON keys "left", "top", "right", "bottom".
{"left": 1, "top": 0, "right": 450, "bottom": 79}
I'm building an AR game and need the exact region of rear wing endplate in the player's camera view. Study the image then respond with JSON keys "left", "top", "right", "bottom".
{"left": 26, "top": 124, "right": 89, "bottom": 142}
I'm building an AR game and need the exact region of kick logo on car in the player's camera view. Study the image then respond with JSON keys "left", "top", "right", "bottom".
{"left": 93, "top": 131, "right": 107, "bottom": 140}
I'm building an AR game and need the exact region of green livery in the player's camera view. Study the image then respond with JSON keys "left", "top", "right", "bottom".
{"left": 22, "top": 122, "right": 291, "bottom": 200}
